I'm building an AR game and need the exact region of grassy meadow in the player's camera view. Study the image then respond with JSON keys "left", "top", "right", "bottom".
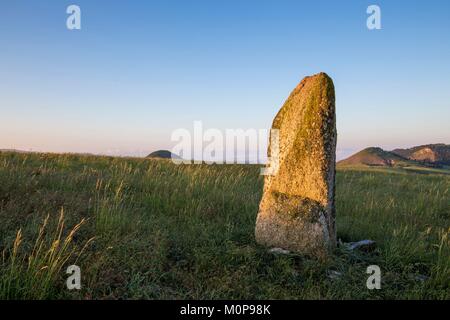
{"left": 0, "top": 151, "right": 449, "bottom": 299}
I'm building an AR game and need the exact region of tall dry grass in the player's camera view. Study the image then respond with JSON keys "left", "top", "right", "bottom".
{"left": 0, "top": 208, "right": 93, "bottom": 299}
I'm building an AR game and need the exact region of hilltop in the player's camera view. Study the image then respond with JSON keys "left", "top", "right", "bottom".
{"left": 337, "top": 147, "right": 409, "bottom": 167}
{"left": 147, "top": 149, "right": 181, "bottom": 160}
{"left": 338, "top": 145, "right": 450, "bottom": 174}
{"left": 392, "top": 144, "right": 450, "bottom": 166}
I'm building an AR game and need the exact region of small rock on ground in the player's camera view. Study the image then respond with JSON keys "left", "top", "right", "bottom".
{"left": 269, "top": 248, "right": 291, "bottom": 255}
{"left": 327, "top": 270, "right": 343, "bottom": 280}
{"left": 345, "top": 240, "right": 376, "bottom": 251}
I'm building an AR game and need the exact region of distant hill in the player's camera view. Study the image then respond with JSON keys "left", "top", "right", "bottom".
{"left": 0, "top": 149, "right": 28, "bottom": 153}
{"left": 147, "top": 150, "right": 181, "bottom": 160}
{"left": 337, "top": 147, "right": 408, "bottom": 167}
{"left": 392, "top": 144, "right": 450, "bottom": 166}
{"left": 338, "top": 144, "right": 450, "bottom": 173}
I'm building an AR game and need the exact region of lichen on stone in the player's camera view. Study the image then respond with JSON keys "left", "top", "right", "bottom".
{"left": 255, "top": 72, "right": 337, "bottom": 258}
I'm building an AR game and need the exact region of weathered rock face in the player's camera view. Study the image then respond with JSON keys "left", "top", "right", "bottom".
{"left": 255, "top": 73, "right": 337, "bottom": 257}
{"left": 392, "top": 144, "right": 450, "bottom": 165}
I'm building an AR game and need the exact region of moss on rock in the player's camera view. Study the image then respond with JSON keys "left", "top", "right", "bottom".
{"left": 255, "top": 72, "right": 337, "bottom": 257}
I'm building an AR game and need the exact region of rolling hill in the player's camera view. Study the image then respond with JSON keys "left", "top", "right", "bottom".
{"left": 147, "top": 149, "right": 181, "bottom": 160}
{"left": 392, "top": 144, "right": 450, "bottom": 166}
{"left": 337, "top": 147, "right": 409, "bottom": 167}
{"left": 338, "top": 145, "right": 450, "bottom": 174}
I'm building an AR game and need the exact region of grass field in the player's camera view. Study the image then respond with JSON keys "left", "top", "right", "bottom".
{"left": 0, "top": 152, "right": 449, "bottom": 299}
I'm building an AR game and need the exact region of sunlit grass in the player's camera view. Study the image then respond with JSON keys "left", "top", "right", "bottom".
{"left": 0, "top": 151, "right": 448, "bottom": 299}
{"left": 0, "top": 208, "right": 93, "bottom": 299}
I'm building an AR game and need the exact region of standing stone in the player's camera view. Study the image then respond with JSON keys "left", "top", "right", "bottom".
{"left": 255, "top": 73, "right": 337, "bottom": 258}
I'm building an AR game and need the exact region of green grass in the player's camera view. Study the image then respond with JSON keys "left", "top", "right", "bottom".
{"left": 0, "top": 152, "right": 449, "bottom": 299}
{"left": 1, "top": 209, "right": 93, "bottom": 299}
{"left": 338, "top": 163, "right": 450, "bottom": 176}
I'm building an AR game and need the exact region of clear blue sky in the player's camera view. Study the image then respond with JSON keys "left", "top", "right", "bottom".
{"left": 1, "top": 0, "right": 449, "bottom": 160}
